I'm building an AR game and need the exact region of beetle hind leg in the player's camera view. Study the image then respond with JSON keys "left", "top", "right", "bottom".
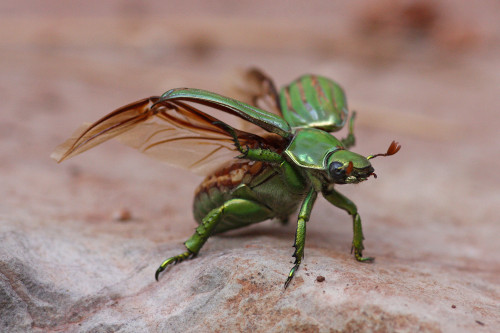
{"left": 155, "top": 198, "right": 273, "bottom": 281}
{"left": 155, "top": 203, "right": 224, "bottom": 281}
{"left": 341, "top": 111, "right": 356, "bottom": 149}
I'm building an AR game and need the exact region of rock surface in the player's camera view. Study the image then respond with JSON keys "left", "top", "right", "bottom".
{"left": 1, "top": 1, "right": 499, "bottom": 332}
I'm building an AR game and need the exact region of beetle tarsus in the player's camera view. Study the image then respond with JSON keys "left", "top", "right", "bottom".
{"left": 352, "top": 246, "right": 375, "bottom": 262}
{"left": 284, "top": 264, "right": 300, "bottom": 289}
{"left": 236, "top": 145, "right": 250, "bottom": 158}
{"left": 155, "top": 250, "right": 192, "bottom": 281}
{"left": 212, "top": 120, "right": 249, "bottom": 155}
{"left": 355, "top": 253, "right": 375, "bottom": 263}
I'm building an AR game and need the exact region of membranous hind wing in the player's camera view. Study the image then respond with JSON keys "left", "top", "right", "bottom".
{"left": 52, "top": 95, "right": 286, "bottom": 175}
{"left": 52, "top": 98, "right": 157, "bottom": 163}
{"left": 227, "top": 68, "right": 282, "bottom": 117}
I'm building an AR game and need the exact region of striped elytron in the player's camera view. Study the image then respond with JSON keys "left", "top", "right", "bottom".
{"left": 52, "top": 68, "right": 400, "bottom": 288}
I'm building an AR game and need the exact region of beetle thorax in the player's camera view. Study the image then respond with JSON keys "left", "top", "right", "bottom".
{"left": 285, "top": 128, "right": 343, "bottom": 170}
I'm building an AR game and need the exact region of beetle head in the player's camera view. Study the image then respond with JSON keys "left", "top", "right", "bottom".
{"left": 326, "top": 141, "right": 401, "bottom": 184}
{"left": 326, "top": 150, "right": 374, "bottom": 184}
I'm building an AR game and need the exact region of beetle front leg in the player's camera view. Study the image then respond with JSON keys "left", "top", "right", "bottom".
{"left": 215, "top": 119, "right": 286, "bottom": 164}
{"left": 341, "top": 111, "right": 356, "bottom": 149}
{"left": 322, "top": 187, "right": 374, "bottom": 262}
{"left": 284, "top": 188, "right": 317, "bottom": 289}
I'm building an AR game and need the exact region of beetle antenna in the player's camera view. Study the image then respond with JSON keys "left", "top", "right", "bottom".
{"left": 367, "top": 141, "right": 401, "bottom": 160}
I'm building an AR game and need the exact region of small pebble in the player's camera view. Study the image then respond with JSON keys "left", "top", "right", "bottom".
{"left": 451, "top": 305, "right": 456, "bottom": 309}
{"left": 316, "top": 276, "right": 325, "bottom": 282}
{"left": 113, "top": 208, "right": 132, "bottom": 221}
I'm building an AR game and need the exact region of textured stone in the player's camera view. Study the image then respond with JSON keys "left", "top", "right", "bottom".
{"left": 1, "top": 2, "right": 499, "bottom": 332}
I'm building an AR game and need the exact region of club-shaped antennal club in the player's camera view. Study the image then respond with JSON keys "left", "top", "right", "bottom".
{"left": 367, "top": 141, "right": 401, "bottom": 160}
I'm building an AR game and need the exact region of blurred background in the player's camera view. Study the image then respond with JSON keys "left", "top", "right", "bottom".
{"left": 1, "top": 0, "right": 499, "bottom": 330}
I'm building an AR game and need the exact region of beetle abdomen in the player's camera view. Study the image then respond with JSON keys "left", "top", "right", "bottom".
{"left": 192, "top": 158, "right": 306, "bottom": 233}
{"left": 192, "top": 160, "right": 269, "bottom": 223}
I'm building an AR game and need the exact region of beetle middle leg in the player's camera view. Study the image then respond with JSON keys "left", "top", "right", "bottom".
{"left": 155, "top": 198, "right": 273, "bottom": 281}
{"left": 284, "top": 188, "right": 317, "bottom": 289}
{"left": 322, "top": 187, "right": 374, "bottom": 262}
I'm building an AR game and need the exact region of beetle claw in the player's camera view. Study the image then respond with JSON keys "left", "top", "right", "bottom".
{"left": 353, "top": 247, "right": 375, "bottom": 263}
{"left": 155, "top": 250, "right": 193, "bottom": 281}
{"left": 236, "top": 145, "right": 250, "bottom": 158}
{"left": 284, "top": 264, "right": 300, "bottom": 289}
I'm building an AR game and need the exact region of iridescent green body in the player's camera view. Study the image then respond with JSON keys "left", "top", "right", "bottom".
{"left": 280, "top": 75, "right": 348, "bottom": 131}
{"left": 192, "top": 160, "right": 305, "bottom": 234}
{"left": 52, "top": 70, "right": 400, "bottom": 289}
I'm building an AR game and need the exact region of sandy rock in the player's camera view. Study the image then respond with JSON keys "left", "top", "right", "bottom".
{"left": 1, "top": 2, "right": 500, "bottom": 332}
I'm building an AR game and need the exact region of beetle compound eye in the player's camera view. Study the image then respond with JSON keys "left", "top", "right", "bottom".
{"left": 329, "top": 161, "right": 345, "bottom": 181}
{"left": 330, "top": 161, "right": 343, "bottom": 173}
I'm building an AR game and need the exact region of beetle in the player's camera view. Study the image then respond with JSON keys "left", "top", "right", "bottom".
{"left": 52, "top": 68, "right": 400, "bottom": 288}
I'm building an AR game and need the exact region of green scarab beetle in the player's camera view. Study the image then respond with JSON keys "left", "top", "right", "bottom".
{"left": 52, "top": 68, "right": 400, "bottom": 288}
